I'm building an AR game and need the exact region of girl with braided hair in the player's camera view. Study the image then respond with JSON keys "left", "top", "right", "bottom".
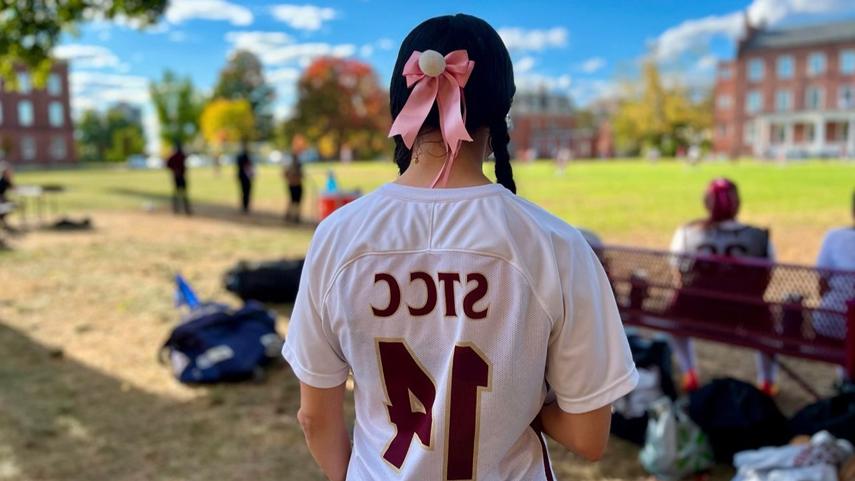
{"left": 284, "top": 14, "right": 637, "bottom": 480}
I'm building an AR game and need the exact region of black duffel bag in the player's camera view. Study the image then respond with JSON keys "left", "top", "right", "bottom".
{"left": 224, "top": 259, "right": 304, "bottom": 303}
{"left": 688, "top": 378, "right": 791, "bottom": 462}
{"left": 789, "top": 392, "right": 855, "bottom": 443}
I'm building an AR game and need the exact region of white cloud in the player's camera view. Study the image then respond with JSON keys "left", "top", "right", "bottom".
{"left": 166, "top": 0, "right": 253, "bottom": 26}
{"left": 225, "top": 31, "right": 294, "bottom": 51}
{"left": 167, "top": 30, "right": 187, "bottom": 43}
{"left": 653, "top": 12, "right": 742, "bottom": 62}
{"left": 578, "top": 57, "right": 606, "bottom": 74}
{"left": 515, "top": 73, "right": 572, "bottom": 92}
{"left": 271, "top": 4, "right": 337, "bottom": 31}
{"left": 360, "top": 44, "right": 374, "bottom": 58}
{"left": 653, "top": 0, "right": 855, "bottom": 62}
{"left": 53, "top": 44, "right": 123, "bottom": 69}
{"left": 498, "top": 27, "right": 568, "bottom": 52}
{"left": 377, "top": 38, "right": 396, "bottom": 51}
{"left": 570, "top": 78, "right": 619, "bottom": 106}
{"left": 514, "top": 56, "right": 536, "bottom": 74}
{"left": 267, "top": 67, "right": 301, "bottom": 84}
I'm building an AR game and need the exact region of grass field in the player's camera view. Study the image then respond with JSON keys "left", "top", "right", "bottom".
{"left": 1, "top": 159, "right": 852, "bottom": 481}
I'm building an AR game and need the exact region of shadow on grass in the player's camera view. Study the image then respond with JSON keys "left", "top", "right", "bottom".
{"left": 109, "top": 187, "right": 318, "bottom": 231}
{"left": 0, "top": 321, "right": 323, "bottom": 481}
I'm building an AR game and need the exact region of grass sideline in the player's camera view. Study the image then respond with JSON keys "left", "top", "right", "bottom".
{"left": 1, "top": 159, "right": 851, "bottom": 480}
{"left": 16, "top": 158, "right": 854, "bottom": 263}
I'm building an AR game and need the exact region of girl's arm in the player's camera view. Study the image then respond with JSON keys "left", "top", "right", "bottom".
{"left": 538, "top": 402, "right": 612, "bottom": 461}
{"left": 297, "top": 382, "right": 351, "bottom": 481}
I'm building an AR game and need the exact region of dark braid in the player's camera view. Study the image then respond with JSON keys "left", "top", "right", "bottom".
{"left": 394, "top": 137, "right": 411, "bottom": 174}
{"left": 490, "top": 119, "right": 516, "bottom": 194}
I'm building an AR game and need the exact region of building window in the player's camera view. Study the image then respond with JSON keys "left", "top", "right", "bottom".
{"left": 17, "top": 72, "right": 31, "bottom": 93}
{"left": 718, "top": 67, "right": 733, "bottom": 80}
{"left": 805, "top": 86, "right": 824, "bottom": 110}
{"left": 746, "top": 90, "right": 763, "bottom": 113}
{"left": 777, "top": 55, "right": 794, "bottom": 79}
{"left": 717, "top": 94, "right": 732, "bottom": 109}
{"left": 805, "top": 124, "right": 815, "bottom": 143}
{"left": 18, "top": 100, "right": 34, "bottom": 127}
{"left": 840, "top": 50, "right": 855, "bottom": 75}
{"left": 808, "top": 52, "right": 826, "bottom": 76}
{"left": 50, "top": 136, "right": 66, "bottom": 160}
{"left": 717, "top": 124, "right": 728, "bottom": 137}
{"left": 21, "top": 136, "right": 36, "bottom": 161}
{"left": 48, "top": 102, "right": 64, "bottom": 127}
{"left": 839, "top": 85, "right": 855, "bottom": 109}
{"left": 0, "top": 103, "right": 3, "bottom": 126}
{"left": 775, "top": 90, "right": 792, "bottom": 112}
{"left": 47, "top": 73, "right": 62, "bottom": 96}
{"left": 743, "top": 122, "right": 756, "bottom": 144}
{"left": 748, "top": 58, "right": 764, "bottom": 81}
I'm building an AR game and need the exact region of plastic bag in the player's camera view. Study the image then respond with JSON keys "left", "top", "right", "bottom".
{"left": 640, "top": 397, "right": 714, "bottom": 480}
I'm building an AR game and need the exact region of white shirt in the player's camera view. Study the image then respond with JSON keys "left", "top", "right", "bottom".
{"left": 815, "top": 227, "right": 855, "bottom": 337}
{"left": 283, "top": 182, "right": 638, "bottom": 481}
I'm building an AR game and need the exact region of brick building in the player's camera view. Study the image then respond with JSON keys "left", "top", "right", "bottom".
{"left": 714, "top": 19, "right": 855, "bottom": 158}
{"left": 0, "top": 61, "right": 76, "bottom": 166}
{"left": 509, "top": 89, "right": 612, "bottom": 159}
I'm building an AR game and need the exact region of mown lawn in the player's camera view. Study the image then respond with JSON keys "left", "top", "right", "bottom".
{"left": 1, "top": 159, "right": 852, "bottom": 481}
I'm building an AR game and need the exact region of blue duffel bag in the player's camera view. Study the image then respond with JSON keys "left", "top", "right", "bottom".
{"left": 161, "top": 302, "right": 282, "bottom": 384}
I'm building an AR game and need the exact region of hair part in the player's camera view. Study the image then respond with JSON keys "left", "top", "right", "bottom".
{"left": 390, "top": 14, "right": 516, "bottom": 193}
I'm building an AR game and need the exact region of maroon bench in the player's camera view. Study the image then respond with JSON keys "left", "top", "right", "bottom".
{"left": 599, "top": 246, "right": 855, "bottom": 389}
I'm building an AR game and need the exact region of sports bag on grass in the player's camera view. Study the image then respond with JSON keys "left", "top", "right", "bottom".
{"left": 688, "top": 378, "right": 791, "bottom": 462}
{"left": 789, "top": 392, "right": 855, "bottom": 443}
{"left": 639, "top": 397, "right": 714, "bottom": 480}
{"left": 161, "top": 302, "right": 281, "bottom": 384}
{"left": 224, "top": 259, "right": 304, "bottom": 303}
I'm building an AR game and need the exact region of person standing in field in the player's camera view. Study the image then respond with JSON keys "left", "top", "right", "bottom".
{"left": 284, "top": 157, "right": 304, "bottom": 224}
{"left": 668, "top": 178, "right": 778, "bottom": 395}
{"left": 165, "top": 143, "right": 191, "bottom": 216}
{"left": 236, "top": 140, "right": 254, "bottom": 214}
{"left": 284, "top": 14, "right": 638, "bottom": 481}
{"left": 0, "top": 162, "right": 14, "bottom": 230}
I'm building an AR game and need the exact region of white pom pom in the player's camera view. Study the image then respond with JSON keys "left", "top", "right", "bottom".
{"left": 419, "top": 50, "right": 446, "bottom": 77}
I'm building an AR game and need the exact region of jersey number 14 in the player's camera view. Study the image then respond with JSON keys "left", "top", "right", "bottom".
{"left": 376, "top": 340, "right": 491, "bottom": 480}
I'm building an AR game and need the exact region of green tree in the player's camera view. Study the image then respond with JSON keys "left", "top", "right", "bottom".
{"left": 150, "top": 70, "right": 203, "bottom": 149}
{"left": 284, "top": 57, "right": 389, "bottom": 160}
{"left": 612, "top": 61, "right": 712, "bottom": 156}
{"left": 212, "top": 50, "right": 274, "bottom": 141}
{"left": 0, "top": 0, "right": 167, "bottom": 87}
{"left": 75, "top": 106, "right": 146, "bottom": 162}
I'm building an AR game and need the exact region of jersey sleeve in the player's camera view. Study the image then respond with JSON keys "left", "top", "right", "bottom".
{"left": 546, "top": 232, "right": 638, "bottom": 414}
{"left": 282, "top": 237, "right": 350, "bottom": 388}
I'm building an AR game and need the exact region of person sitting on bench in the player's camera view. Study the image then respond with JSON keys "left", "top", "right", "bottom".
{"left": 669, "top": 178, "right": 778, "bottom": 395}
{"left": 816, "top": 190, "right": 855, "bottom": 384}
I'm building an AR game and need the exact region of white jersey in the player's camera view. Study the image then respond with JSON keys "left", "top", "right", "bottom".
{"left": 283, "top": 182, "right": 638, "bottom": 481}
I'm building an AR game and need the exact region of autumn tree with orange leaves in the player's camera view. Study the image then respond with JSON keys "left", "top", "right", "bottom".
{"left": 283, "top": 57, "right": 389, "bottom": 160}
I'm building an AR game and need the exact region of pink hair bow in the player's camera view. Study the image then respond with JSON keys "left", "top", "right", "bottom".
{"left": 388, "top": 49, "right": 475, "bottom": 187}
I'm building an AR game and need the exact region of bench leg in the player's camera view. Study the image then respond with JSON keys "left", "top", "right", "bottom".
{"left": 846, "top": 302, "right": 855, "bottom": 381}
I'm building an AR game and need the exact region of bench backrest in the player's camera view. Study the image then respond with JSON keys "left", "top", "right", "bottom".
{"left": 599, "top": 246, "right": 855, "bottom": 367}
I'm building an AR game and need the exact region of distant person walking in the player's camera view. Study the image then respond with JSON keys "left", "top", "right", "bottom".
{"left": 0, "top": 162, "right": 14, "bottom": 230}
{"left": 166, "top": 143, "right": 192, "bottom": 216}
{"left": 284, "top": 157, "right": 303, "bottom": 223}
{"left": 669, "top": 178, "right": 778, "bottom": 395}
{"left": 236, "top": 141, "right": 254, "bottom": 214}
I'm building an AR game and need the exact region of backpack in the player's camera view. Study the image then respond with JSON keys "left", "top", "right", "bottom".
{"left": 639, "top": 397, "right": 714, "bottom": 480}
{"left": 612, "top": 334, "right": 678, "bottom": 445}
{"left": 161, "top": 302, "right": 281, "bottom": 384}
{"left": 688, "top": 378, "right": 791, "bottom": 462}
{"left": 224, "top": 259, "right": 304, "bottom": 303}
{"left": 789, "top": 392, "right": 855, "bottom": 444}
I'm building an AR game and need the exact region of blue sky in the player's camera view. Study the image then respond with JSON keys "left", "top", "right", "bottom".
{"left": 56, "top": 0, "right": 855, "bottom": 151}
